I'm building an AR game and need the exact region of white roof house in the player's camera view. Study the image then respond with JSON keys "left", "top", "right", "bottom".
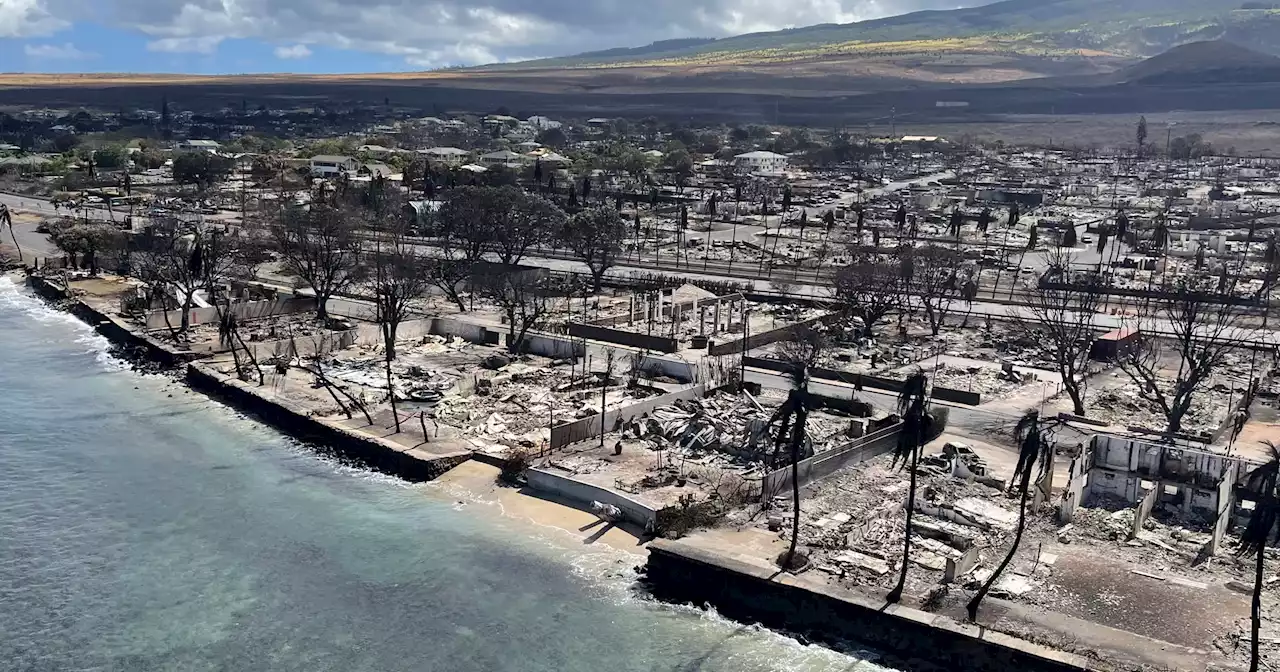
{"left": 479, "top": 150, "right": 526, "bottom": 166}
{"left": 309, "top": 155, "right": 358, "bottom": 177}
{"left": 734, "top": 151, "right": 789, "bottom": 174}
{"left": 178, "top": 139, "right": 221, "bottom": 152}
{"left": 418, "top": 147, "right": 471, "bottom": 165}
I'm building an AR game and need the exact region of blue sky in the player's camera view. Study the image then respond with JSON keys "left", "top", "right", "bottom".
{"left": 0, "top": 0, "right": 970, "bottom": 74}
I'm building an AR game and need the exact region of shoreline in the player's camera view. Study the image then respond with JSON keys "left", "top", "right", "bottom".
{"left": 11, "top": 268, "right": 649, "bottom": 556}
{"left": 12, "top": 268, "right": 1218, "bottom": 672}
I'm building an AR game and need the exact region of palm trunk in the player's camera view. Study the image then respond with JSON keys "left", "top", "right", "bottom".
{"left": 385, "top": 353, "right": 400, "bottom": 433}
{"left": 1252, "top": 545, "right": 1265, "bottom": 672}
{"left": 786, "top": 407, "right": 808, "bottom": 568}
{"left": 968, "top": 478, "right": 1031, "bottom": 620}
{"left": 887, "top": 442, "right": 919, "bottom": 604}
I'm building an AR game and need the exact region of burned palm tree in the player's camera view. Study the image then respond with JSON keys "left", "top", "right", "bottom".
{"left": 766, "top": 326, "right": 828, "bottom": 571}
{"left": 0, "top": 203, "right": 19, "bottom": 262}
{"left": 967, "top": 410, "right": 1052, "bottom": 620}
{"left": 887, "top": 371, "right": 942, "bottom": 604}
{"left": 1239, "top": 442, "right": 1280, "bottom": 672}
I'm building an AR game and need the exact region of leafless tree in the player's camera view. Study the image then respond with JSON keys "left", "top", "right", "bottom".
{"left": 1010, "top": 251, "right": 1105, "bottom": 416}
{"left": 271, "top": 202, "right": 364, "bottom": 320}
{"left": 1117, "top": 277, "right": 1245, "bottom": 435}
{"left": 369, "top": 221, "right": 430, "bottom": 433}
{"left": 131, "top": 219, "right": 242, "bottom": 335}
{"left": 481, "top": 270, "right": 560, "bottom": 355}
{"left": 901, "top": 245, "right": 967, "bottom": 336}
{"left": 833, "top": 244, "right": 903, "bottom": 338}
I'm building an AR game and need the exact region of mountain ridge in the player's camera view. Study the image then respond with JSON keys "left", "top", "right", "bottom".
{"left": 478, "top": 0, "right": 1269, "bottom": 71}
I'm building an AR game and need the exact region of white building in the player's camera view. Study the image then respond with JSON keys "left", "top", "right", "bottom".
{"left": 177, "top": 139, "right": 221, "bottom": 152}
{"left": 418, "top": 147, "right": 471, "bottom": 166}
{"left": 733, "top": 151, "right": 789, "bottom": 174}
{"left": 526, "top": 116, "right": 562, "bottom": 131}
{"left": 309, "top": 155, "right": 358, "bottom": 177}
{"left": 479, "top": 150, "right": 525, "bottom": 167}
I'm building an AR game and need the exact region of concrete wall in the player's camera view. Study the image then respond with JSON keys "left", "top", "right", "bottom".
{"left": 187, "top": 362, "right": 471, "bottom": 481}
{"left": 945, "top": 546, "right": 980, "bottom": 583}
{"left": 1208, "top": 463, "right": 1239, "bottom": 555}
{"left": 525, "top": 466, "right": 657, "bottom": 530}
{"left": 190, "top": 329, "right": 357, "bottom": 360}
{"left": 29, "top": 276, "right": 197, "bottom": 368}
{"left": 550, "top": 384, "right": 705, "bottom": 449}
{"left": 708, "top": 313, "right": 834, "bottom": 356}
{"left": 760, "top": 424, "right": 903, "bottom": 502}
{"left": 637, "top": 355, "right": 697, "bottom": 383}
{"left": 144, "top": 297, "right": 317, "bottom": 331}
{"left": 645, "top": 540, "right": 1093, "bottom": 672}
{"left": 568, "top": 322, "right": 678, "bottom": 353}
{"left": 1057, "top": 449, "right": 1089, "bottom": 524}
{"left": 1129, "top": 483, "right": 1158, "bottom": 540}
{"left": 744, "top": 357, "right": 981, "bottom": 405}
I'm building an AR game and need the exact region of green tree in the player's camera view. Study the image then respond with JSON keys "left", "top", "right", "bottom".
{"left": 536, "top": 127, "right": 569, "bottom": 148}
{"left": 172, "top": 151, "right": 234, "bottom": 189}
{"left": 561, "top": 206, "right": 626, "bottom": 291}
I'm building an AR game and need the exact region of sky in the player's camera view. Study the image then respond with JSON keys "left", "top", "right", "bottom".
{"left": 0, "top": 0, "right": 973, "bottom": 74}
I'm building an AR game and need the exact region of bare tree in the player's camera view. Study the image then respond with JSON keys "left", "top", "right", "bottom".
{"left": 482, "top": 270, "right": 559, "bottom": 354}
{"left": 271, "top": 202, "right": 363, "bottom": 320}
{"left": 369, "top": 223, "right": 430, "bottom": 433}
{"left": 1010, "top": 252, "right": 1105, "bottom": 416}
{"left": 561, "top": 206, "right": 626, "bottom": 291}
{"left": 131, "top": 219, "right": 241, "bottom": 335}
{"left": 903, "top": 245, "right": 966, "bottom": 336}
{"left": 1117, "top": 277, "right": 1245, "bottom": 435}
{"left": 833, "top": 244, "right": 903, "bottom": 338}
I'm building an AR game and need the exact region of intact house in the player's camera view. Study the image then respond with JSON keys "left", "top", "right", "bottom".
{"left": 417, "top": 147, "right": 471, "bottom": 167}
{"left": 310, "top": 155, "right": 359, "bottom": 177}
{"left": 356, "top": 162, "right": 394, "bottom": 179}
{"left": 177, "top": 139, "right": 221, "bottom": 152}
{"left": 734, "top": 150, "right": 789, "bottom": 174}
{"left": 479, "top": 150, "right": 526, "bottom": 168}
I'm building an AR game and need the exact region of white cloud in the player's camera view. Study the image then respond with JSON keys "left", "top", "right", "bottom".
{"left": 23, "top": 0, "right": 981, "bottom": 67}
{"left": 23, "top": 41, "right": 95, "bottom": 59}
{"left": 0, "top": 0, "right": 68, "bottom": 38}
{"left": 146, "top": 35, "right": 223, "bottom": 53}
{"left": 274, "top": 44, "right": 312, "bottom": 59}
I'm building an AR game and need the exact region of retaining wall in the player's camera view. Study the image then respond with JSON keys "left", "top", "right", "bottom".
{"left": 708, "top": 313, "right": 837, "bottom": 357}
{"left": 760, "top": 423, "right": 903, "bottom": 501}
{"left": 186, "top": 363, "right": 471, "bottom": 481}
{"left": 550, "top": 384, "right": 706, "bottom": 449}
{"left": 144, "top": 297, "right": 317, "bottom": 331}
{"left": 644, "top": 540, "right": 1092, "bottom": 672}
{"left": 568, "top": 322, "right": 678, "bottom": 353}
{"left": 29, "top": 276, "right": 197, "bottom": 367}
{"left": 743, "top": 357, "right": 982, "bottom": 406}
{"left": 525, "top": 467, "right": 658, "bottom": 530}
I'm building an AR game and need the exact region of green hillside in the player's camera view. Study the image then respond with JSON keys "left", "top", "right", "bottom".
{"left": 481, "top": 0, "right": 1276, "bottom": 70}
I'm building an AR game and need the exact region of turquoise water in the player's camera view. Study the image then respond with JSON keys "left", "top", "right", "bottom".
{"left": 0, "top": 277, "right": 881, "bottom": 672}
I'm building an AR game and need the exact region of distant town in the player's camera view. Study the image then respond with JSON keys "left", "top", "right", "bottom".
{"left": 6, "top": 97, "right": 1280, "bottom": 672}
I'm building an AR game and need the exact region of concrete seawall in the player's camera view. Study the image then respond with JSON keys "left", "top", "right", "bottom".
{"left": 644, "top": 539, "right": 1094, "bottom": 672}
{"left": 187, "top": 363, "right": 472, "bottom": 482}
{"left": 25, "top": 274, "right": 473, "bottom": 483}
{"left": 28, "top": 275, "right": 197, "bottom": 367}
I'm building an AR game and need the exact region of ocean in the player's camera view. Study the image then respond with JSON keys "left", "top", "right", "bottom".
{"left": 0, "top": 276, "right": 883, "bottom": 672}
